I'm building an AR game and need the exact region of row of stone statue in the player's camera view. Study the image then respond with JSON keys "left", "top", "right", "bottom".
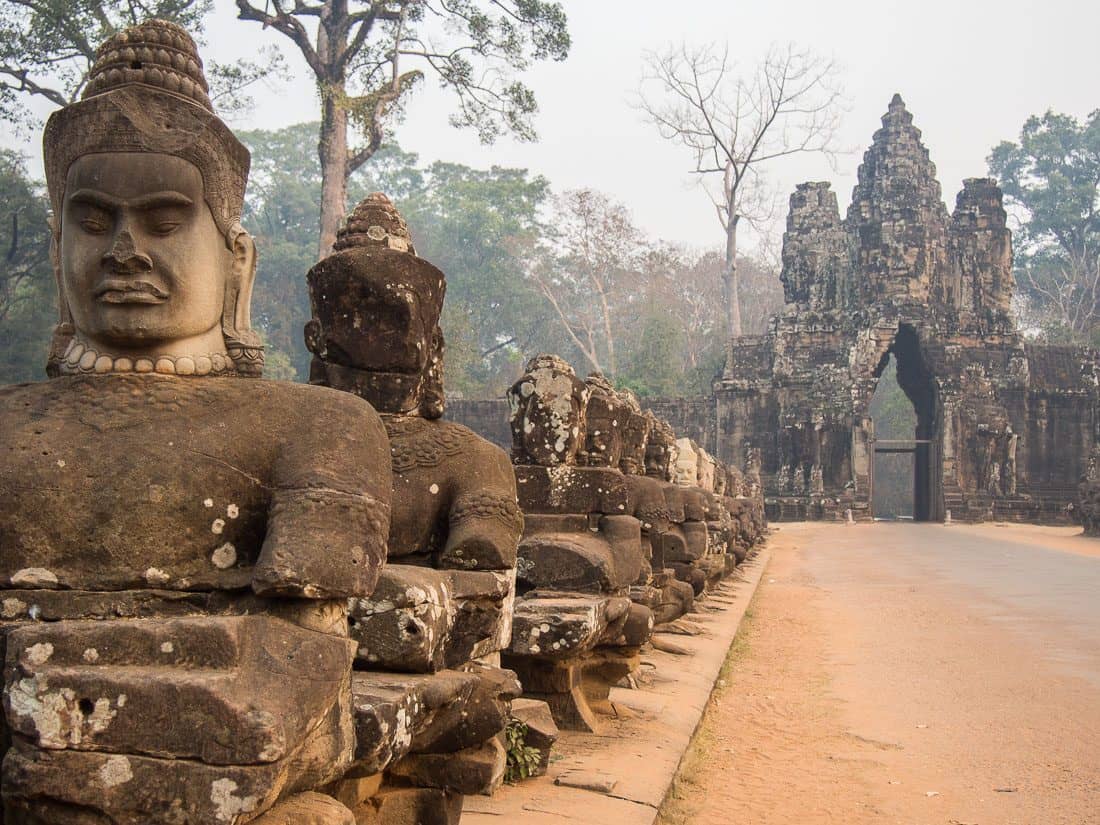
{"left": 0, "top": 19, "right": 764, "bottom": 825}
{"left": 505, "top": 353, "right": 766, "bottom": 731}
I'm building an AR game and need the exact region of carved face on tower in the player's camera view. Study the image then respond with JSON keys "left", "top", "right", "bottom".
{"left": 306, "top": 194, "right": 447, "bottom": 418}
{"left": 44, "top": 19, "right": 261, "bottom": 376}
{"left": 617, "top": 388, "right": 652, "bottom": 475}
{"left": 579, "top": 373, "right": 625, "bottom": 467}
{"left": 507, "top": 354, "right": 589, "bottom": 465}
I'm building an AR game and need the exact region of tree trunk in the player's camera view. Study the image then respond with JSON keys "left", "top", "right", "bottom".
{"left": 317, "top": 92, "right": 349, "bottom": 259}
{"left": 724, "top": 214, "right": 743, "bottom": 337}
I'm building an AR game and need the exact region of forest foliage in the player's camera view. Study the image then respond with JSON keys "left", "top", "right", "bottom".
{"left": 0, "top": 124, "right": 782, "bottom": 394}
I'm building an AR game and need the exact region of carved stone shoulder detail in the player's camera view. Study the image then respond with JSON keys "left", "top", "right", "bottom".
{"left": 385, "top": 417, "right": 477, "bottom": 473}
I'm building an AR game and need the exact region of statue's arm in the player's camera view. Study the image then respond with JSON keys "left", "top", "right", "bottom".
{"left": 440, "top": 441, "right": 523, "bottom": 571}
{"left": 252, "top": 391, "right": 392, "bottom": 598}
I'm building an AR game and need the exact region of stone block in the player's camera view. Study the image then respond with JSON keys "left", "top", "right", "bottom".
{"left": 349, "top": 565, "right": 450, "bottom": 672}
{"left": 351, "top": 786, "right": 463, "bottom": 825}
{"left": 506, "top": 596, "right": 630, "bottom": 659}
{"left": 509, "top": 697, "right": 559, "bottom": 775}
{"left": 4, "top": 615, "right": 354, "bottom": 771}
{"left": 517, "top": 514, "right": 642, "bottom": 593}
{"left": 251, "top": 792, "right": 357, "bottom": 825}
{"left": 388, "top": 738, "right": 506, "bottom": 795}
{"left": 350, "top": 666, "right": 519, "bottom": 775}
{"left": 348, "top": 567, "right": 515, "bottom": 673}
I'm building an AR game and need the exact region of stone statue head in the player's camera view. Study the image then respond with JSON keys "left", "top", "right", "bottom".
{"left": 714, "top": 464, "right": 728, "bottom": 496}
{"left": 305, "top": 193, "right": 447, "bottom": 418}
{"left": 674, "top": 438, "right": 700, "bottom": 487}
{"left": 578, "top": 373, "right": 624, "bottom": 468}
{"left": 644, "top": 413, "right": 677, "bottom": 481}
{"left": 616, "top": 388, "right": 651, "bottom": 475}
{"left": 696, "top": 448, "right": 717, "bottom": 492}
{"left": 507, "top": 354, "right": 590, "bottom": 466}
{"left": 43, "top": 19, "right": 262, "bottom": 376}
{"left": 726, "top": 463, "right": 745, "bottom": 497}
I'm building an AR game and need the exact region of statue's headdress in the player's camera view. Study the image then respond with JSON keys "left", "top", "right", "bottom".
{"left": 43, "top": 19, "right": 262, "bottom": 375}
{"left": 44, "top": 19, "right": 248, "bottom": 234}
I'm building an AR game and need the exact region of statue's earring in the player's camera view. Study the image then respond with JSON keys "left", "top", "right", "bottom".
{"left": 45, "top": 214, "right": 75, "bottom": 378}
{"left": 223, "top": 224, "right": 264, "bottom": 376}
{"left": 420, "top": 326, "right": 446, "bottom": 419}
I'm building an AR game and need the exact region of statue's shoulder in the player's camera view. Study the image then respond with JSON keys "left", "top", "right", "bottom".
{"left": 436, "top": 420, "right": 512, "bottom": 476}
{"left": 385, "top": 416, "right": 509, "bottom": 476}
{"left": 0, "top": 376, "right": 86, "bottom": 412}
{"left": 250, "top": 378, "right": 385, "bottom": 425}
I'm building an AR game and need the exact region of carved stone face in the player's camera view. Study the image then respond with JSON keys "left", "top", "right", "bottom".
{"left": 674, "top": 438, "right": 699, "bottom": 487}
{"left": 306, "top": 194, "right": 446, "bottom": 417}
{"left": 61, "top": 153, "right": 231, "bottom": 352}
{"left": 508, "top": 355, "right": 589, "bottom": 466}
{"left": 617, "top": 394, "right": 651, "bottom": 475}
{"left": 580, "top": 375, "right": 624, "bottom": 468}
{"left": 644, "top": 415, "right": 676, "bottom": 481}
{"left": 308, "top": 259, "right": 430, "bottom": 374}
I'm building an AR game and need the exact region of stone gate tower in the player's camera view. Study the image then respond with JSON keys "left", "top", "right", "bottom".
{"left": 715, "top": 95, "right": 1099, "bottom": 522}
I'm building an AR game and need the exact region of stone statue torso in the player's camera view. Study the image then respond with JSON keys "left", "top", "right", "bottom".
{"left": 0, "top": 375, "right": 390, "bottom": 595}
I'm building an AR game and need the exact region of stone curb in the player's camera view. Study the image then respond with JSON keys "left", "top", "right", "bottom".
{"left": 463, "top": 545, "right": 772, "bottom": 824}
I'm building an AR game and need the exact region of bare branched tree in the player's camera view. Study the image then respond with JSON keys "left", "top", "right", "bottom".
{"left": 530, "top": 188, "right": 644, "bottom": 376}
{"left": 1014, "top": 249, "right": 1100, "bottom": 340}
{"left": 638, "top": 42, "right": 844, "bottom": 336}
{"left": 234, "top": 0, "right": 569, "bottom": 256}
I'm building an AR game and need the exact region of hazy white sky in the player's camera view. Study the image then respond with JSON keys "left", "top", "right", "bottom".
{"left": 10, "top": 0, "right": 1100, "bottom": 253}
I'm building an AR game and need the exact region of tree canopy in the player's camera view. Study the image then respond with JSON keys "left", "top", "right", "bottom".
{"left": 0, "top": 0, "right": 282, "bottom": 129}
{"left": 988, "top": 109, "right": 1100, "bottom": 343}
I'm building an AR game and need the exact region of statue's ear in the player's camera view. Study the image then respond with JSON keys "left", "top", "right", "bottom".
{"left": 45, "top": 213, "right": 74, "bottom": 377}
{"left": 223, "top": 224, "right": 264, "bottom": 376}
{"left": 303, "top": 319, "right": 323, "bottom": 356}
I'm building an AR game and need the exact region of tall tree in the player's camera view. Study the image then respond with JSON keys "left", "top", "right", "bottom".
{"left": 234, "top": 0, "right": 569, "bottom": 257}
{"left": 638, "top": 42, "right": 843, "bottom": 337}
{"left": 988, "top": 109, "right": 1100, "bottom": 343}
{"left": 0, "top": 0, "right": 280, "bottom": 129}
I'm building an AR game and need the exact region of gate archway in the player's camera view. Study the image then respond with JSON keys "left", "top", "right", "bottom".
{"left": 869, "top": 325, "right": 943, "bottom": 522}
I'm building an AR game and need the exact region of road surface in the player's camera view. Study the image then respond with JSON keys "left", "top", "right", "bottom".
{"left": 659, "top": 522, "right": 1100, "bottom": 825}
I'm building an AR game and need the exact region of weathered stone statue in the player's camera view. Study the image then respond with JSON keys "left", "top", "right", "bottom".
{"left": 618, "top": 401, "right": 694, "bottom": 625}
{"left": 503, "top": 356, "right": 653, "bottom": 732}
{"left": 1075, "top": 447, "right": 1100, "bottom": 537}
{"left": 666, "top": 438, "right": 712, "bottom": 593}
{"left": 0, "top": 20, "right": 391, "bottom": 823}
{"left": 306, "top": 193, "right": 526, "bottom": 819}
{"left": 508, "top": 353, "right": 590, "bottom": 466}
{"left": 578, "top": 372, "right": 624, "bottom": 468}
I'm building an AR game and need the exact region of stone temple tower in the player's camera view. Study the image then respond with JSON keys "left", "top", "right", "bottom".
{"left": 716, "top": 95, "right": 1098, "bottom": 524}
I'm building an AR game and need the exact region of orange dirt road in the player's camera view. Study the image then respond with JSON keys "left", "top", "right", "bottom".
{"left": 660, "top": 522, "right": 1100, "bottom": 825}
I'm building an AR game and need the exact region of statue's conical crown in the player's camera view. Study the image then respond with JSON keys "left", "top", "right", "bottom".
{"left": 82, "top": 19, "right": 212, "bottom": 111}
{"left": 335, "top": 193, "right": 416, "bottom": 254}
